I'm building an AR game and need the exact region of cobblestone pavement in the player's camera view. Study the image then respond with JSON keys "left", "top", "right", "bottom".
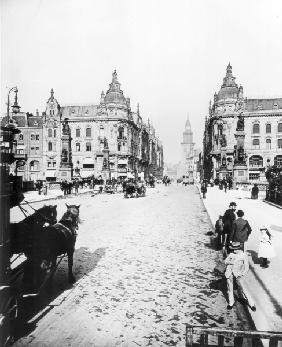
{"left": 12, "top": 185, "right": 253, "bottom": 347}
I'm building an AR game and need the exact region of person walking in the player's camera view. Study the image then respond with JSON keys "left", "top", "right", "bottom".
{"left": 230, "top": 210, "right": 252, "bottom": 251}
{"left": 258, "top": 226, "right": 275, "bottom": 268}
{"left": 224, "top": 241, "right": 256, "bottom": 311}
{"left": 222, "top": 202, "right": 237, "bottom": 254}
{"left": 201, "top": 180, "right": 207, "bottom": 199}
{"left": 215, "top": 215, "right": 224, "bottom": 249}
{"left": 251, "top": 184, "right": 259, "bottom": 199}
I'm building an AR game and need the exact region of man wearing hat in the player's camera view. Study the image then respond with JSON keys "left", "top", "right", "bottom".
{"left": 230, "top": 209, "right": 252, "bottom": 251}
{"left": 222, "top": 202, "right": 237, "bottom": 253}
{"left": 224, "top": 241, "right": 256, "bottom": 311}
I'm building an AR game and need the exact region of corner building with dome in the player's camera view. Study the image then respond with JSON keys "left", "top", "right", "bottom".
{"left": 7, "top": 71, "right": 164, "bottom": 182}
{"left": 203, "top": 63, "right": 282, "bottom": 184}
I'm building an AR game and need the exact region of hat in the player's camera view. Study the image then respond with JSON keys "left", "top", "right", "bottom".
{"left": 229, "top": 202, "right": 237, "bottom": 207}
{"left": 229, "top": 241, "right": 241, "bottom": 250}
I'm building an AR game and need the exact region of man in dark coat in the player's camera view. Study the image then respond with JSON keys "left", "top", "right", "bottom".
{"left": 230, "top": 210, "right": 252, "bottom": 251}
{"left": 222, "top": 202, "right": 237, "bottom": 252}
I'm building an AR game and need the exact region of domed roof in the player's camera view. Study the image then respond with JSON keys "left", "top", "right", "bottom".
{"left": 104, "top": 70, "right": 127, "bottom": 106}
{"left": 217, "top": 63, "right": 239, "bottom": 100}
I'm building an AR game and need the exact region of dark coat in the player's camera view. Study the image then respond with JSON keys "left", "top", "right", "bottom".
{"left": 222, "top": 209, "right": 236, "bottom": 234}
{"left": 230, "top": 217, "right": 252, "bottom": 243}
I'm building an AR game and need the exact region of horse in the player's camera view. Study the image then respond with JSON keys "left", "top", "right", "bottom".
{"left": 136, "top": 184, "right": 146, "bottom": 197}
{"left": 23, "top": 204, "right": 81, "bottom": 289}
{"left": 124, "top": 182, "right": 136, "bottom": 198}
{"left": 10, "top": 204, "right": 57, "bottom": 256}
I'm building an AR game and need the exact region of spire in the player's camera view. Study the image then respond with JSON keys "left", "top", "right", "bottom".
{"left": 137, "top": 103, "right": 140, "bottom": 116}
{"left": 221, "top": 62, "right": 237, "bottom": 88}
{"left": 100, "top": 90, "right": 105, "bottom": 104}
{"left": 12, "top": 88, "right": 20, "bottom": 114}
{"left": 50, "top": 88, "right": 54, "bottom": 99}
{"left": 185, "top": 115, "right": 191, "bottom": 130}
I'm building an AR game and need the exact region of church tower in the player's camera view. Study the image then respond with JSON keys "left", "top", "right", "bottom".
{"left": 181, "top": 116, "right": 194, "bottom": 163}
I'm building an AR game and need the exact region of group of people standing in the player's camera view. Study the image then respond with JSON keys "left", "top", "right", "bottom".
{"left": 214, "top": 201, "right": 275, "bottom": 310}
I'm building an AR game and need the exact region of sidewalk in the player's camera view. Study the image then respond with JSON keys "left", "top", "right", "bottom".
{"left": 199, "top": 185, "right": 282, "bottom": 336}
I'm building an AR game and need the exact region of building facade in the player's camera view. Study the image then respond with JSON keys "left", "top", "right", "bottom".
{"left": 5, "top": 71, "right": 164, "bottom": 182}
{"left": 203, "top": 63, "right": 282, "bottom": 183}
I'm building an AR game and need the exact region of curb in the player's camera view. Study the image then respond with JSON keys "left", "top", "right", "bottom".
{"left": 263, "top": 199, "right": 282, "bottom": 209}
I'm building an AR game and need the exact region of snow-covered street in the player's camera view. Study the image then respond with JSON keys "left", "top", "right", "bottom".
{"left": 12, "top": 185, "right": 253, "bottom": 346}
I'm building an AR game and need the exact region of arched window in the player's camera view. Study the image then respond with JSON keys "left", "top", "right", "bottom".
{"left": 252, "top": 123, "right": 260, "bottom": 134}
{"left": 30, "top": 133, "right": 35, "bottom": 141}
{"left": 76, "top": 143, "right": 81, "bottom": 152}
{"left": 278, "top": 123, "right": 282, "bottom": 132}
{"left": 266, "top": 138, "right": 271, "bottom": 150}
{"left": 48, "top": 142, "right": 52, "bottom": 151}
{"left": 252, "top": 138, "right": 260, "bottom": 148}
{"left": 266, "top": 123, "right": 271, "bottom": 133}
{"left": 48, "top": 128, "right": 52, "bottom": 137}
{"left": 76, "top": 128, "right": 80, "bottom": 137}
{"left": 30, "top": 160, "right": 39, "bottom": 171}
{"left": 278, "top": 139, "right": 282, "bottom": 149}
{"left": 86, "top": 127, "right": 91, "bottom": 137}
{"left": 19, "top": 134, "right": 23, "bottom": 141}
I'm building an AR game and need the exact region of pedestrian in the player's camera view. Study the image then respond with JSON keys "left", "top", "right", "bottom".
{"left": 222, "top": 178, "right": 228, "bottom": 193}
{"left": 224, "top": 241, "right": 256, "bottom": 311}
{"left": 201, "top": 180, "right": 207, "bottom": 198}
{"left": 251, "top": 184, "right": 259, "bottom": 199}
{"left": 230, "top": 210, "right": 252, "bottom": 251}
{"left": 215, "top": 215, "right": 224, "bottom": 249}
{"left": 74, "top": 179, "right": 79, "bottom": 194}
{"left": 258, "top": 226, "right": 275, "bottom": 268}
{"left": 222, "top": 202, "right": 237, "bottom": 254}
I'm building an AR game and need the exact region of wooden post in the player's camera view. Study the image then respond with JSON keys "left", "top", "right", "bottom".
{"left": 186, "top": 325, "right": 193, "bottom": 347}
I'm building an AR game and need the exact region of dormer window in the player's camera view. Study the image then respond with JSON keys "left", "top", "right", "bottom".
{"left": 273, "top": 103, "right": 278, "bottom": 110}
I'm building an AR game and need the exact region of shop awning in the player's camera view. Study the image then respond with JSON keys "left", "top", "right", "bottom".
{"left": 80, "top": 171, "right": 93, "bottom": 178}
{"left": 118, "top": 159, "right": 127, "bottom": 165}
{"left": 83, "top": 157, "right": 94, "bottom": 165}
{"left": 45, "top": 170, "right": 56, "bottom": 178}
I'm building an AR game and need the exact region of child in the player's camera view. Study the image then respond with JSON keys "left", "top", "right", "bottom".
{"left": 258, "top": 226, "right": 275, "bottom": 268}
{"left": 215, "top": 215, "right": 224, "bottom": 249}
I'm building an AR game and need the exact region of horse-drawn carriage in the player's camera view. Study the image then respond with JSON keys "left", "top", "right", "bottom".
{"left": 0, "top": 199, "right": 81, "bottom": 346}
{"left": 123, "top": 181, "right": 146, "bottom": 198}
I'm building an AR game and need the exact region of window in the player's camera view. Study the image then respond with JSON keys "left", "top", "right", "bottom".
{"left": 54, "top": 129, "right": 56, "bottom": 137}
{"left": 252, "top": 123, "right": 260, "bottom": 134}
{"left": 249, "top": 155, "right": 263, "bottom": 167}
{"left": 252, "top": 139, "right": 260, "bottom": 148}
{"left": 118, "top": 143, "right": 121, "bottom": 151}
{"left": 35, "top": 146, "right": 39, "bottom": 154}
{"left": 19, "top": 134, "right": 23, "bottom": 141}
{"left": 31, "top": 146, "right": 35, "bottom": 153}
{"left": 86, "top": 142, "right": 91, "bottom": 151}
{"left": 86, "top": 127, "right": 91, "bottom": 137}
{"left": 36, "top": 133, "right": 39, "bottom": 140}
{"left": 76, "top": 128, "right": 80, "bottom": 137}
{"left": 48, "top": 129, "right": 52, "bottom": 137}
{"left": 48, "top": 162, "right": 51, "bottom": 168}
{"left": 76, "top": 143, "right": 81, "bottom": 152}
{"left": 249, "top": 173, "right": 260, "bottom": 180}
{"left": 266, "top": 139, "right": 271, "bottom": 150}
{"left": 278, "top": 123, "right": 282, "bottom": 133}
{"left": 30, "top": 160, "right": 39, "bottom": 171}
{"left": 48, "top": 142, "right": 52, "bottom": 151}
{"left": 266, "top": 124, "right": 271, "bottom": 133}
{"left": 118, "top": 127, "right": 124, "bottom": 139}
{"left": 274, "top": 155, "right": 282, "bottom": 167}
{"left": 53, "top": 162, "right": 56, "bottom": 168}
{"left": 30, "top": 133, "right": 35, "bottom": 141}
{"left": 278, "top": 139, "right": 282, "bottom": 149}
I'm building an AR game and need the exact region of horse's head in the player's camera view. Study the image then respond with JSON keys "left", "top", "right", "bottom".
{"left": 40, "top": 205, "right": 57, "bottom": 225}
{"left": 65, "top": 203, "right": 81, "bottom": 226}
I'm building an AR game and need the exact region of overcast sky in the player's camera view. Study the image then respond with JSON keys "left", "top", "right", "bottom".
{"left": 1, "top": 0, "right": 282, "bottom": 164}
